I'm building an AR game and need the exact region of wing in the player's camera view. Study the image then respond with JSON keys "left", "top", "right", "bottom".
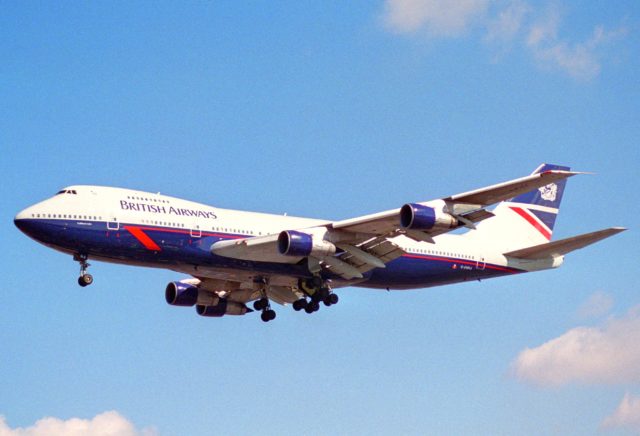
{"left": 211, "top": 169, "right": 581, "bottom": 280}
{"left": 330, "top": 169, "right": 580, "bottom": 235}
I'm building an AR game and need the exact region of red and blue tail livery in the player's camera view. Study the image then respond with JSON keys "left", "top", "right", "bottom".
{"left": 14, "top": 164, "right": 626, "bottom": 322}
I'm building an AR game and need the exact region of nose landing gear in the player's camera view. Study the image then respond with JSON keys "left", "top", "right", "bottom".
{"left": 74, "top": 253, "right": 93, "bottom": 287}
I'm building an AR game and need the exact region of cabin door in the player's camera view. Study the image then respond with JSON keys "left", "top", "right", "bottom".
{"left": 107, "top": 216, "right": 120, "bottom": 231}
{"left": 190, "top": 222, "right": 201, "bottom": 238}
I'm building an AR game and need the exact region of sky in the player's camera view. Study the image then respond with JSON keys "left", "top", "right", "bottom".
{"left": 1, "top": 1, "right": 639, "bottom": 435}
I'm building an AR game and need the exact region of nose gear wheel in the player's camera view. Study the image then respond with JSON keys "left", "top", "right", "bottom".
{"left": 74, "top": 253, "right": 93, "bottom": 287}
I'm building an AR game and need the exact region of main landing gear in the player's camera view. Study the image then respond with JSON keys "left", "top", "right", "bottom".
{"left": 292, "top": 277, "right": 339, "bottom": 315}
{"left": 253, "top": 297, "right": 276, "bottom": 322}
{"left": 253, "top": 278, "right": 276, "bottom": 323}
{"left": 252, "top": 276, "right": 339, "bottom": 323}
{"left": 74, "top": 253, "right": 93, "bottom": 287}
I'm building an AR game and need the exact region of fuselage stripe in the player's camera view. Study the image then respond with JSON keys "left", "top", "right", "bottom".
{"left": 131, "top": 225, "right": 246, "bottom": 239}
{"left": 123, "top": 225, "right": 162, "bottom": 251}
{"left": 402, "top": 254, "right": 520, "bottom": 273}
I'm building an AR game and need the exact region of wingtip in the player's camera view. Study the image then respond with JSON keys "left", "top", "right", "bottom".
{"left": 541, "top": 170, "right": 589, "bottom": 177}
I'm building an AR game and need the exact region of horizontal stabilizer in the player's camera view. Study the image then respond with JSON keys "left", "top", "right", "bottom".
{"left": 504, "top": 227, "right": 626, "bottom": 259}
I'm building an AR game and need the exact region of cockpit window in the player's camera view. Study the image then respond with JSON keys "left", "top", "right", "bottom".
{"left": 55, "top": 189, "right": 78, "bottom": 195}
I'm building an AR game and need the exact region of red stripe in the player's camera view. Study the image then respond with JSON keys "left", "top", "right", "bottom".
{"left": 403, "top": 254, "right": 520, "bottom": 273}
{"left": 404, "top": 254, "right": 477, "bottom": 267}
{"left": 133, "top": 225, "right": 245, "bottom": 239}
{"left": 124, "top": 226, "right": 162, "bottom": 251}
{"left": 510, "top": 206, "right": 551, "bottom": 240}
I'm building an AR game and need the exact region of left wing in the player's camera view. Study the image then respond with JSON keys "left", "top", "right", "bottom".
{"left": 211, "top": 169, "right": 580, "bottom": 280}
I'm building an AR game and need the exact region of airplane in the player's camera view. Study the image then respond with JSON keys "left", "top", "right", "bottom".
{"left": 14, "top": 164, "right": 625, "bottom": 322}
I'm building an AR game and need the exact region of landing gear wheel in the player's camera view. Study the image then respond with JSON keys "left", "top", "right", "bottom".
{"left": 305, "top": 300, "right": 320, "bottom": 313}
{"left": 261, "top": 309, "right": 276, "bottom": 322}
{"left": 304, "top": 305, "right": 314, "bottom": 314}
{"left": 74, "top": 253, "right": 92, "bottom": 287}
{"left": 292, "top": 299, "right": 308, "bottom": 311}
{"left": 78, "top": 274, "right": 93, "bottom": 287}
{"left": 329, "top": 293, "right": 339, "bottom": 305}
{"left": 253, "top": 298, "right": 269, "bottom": 311}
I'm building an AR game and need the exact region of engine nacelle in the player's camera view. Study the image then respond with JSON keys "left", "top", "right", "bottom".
{"left": 400, "top": 203, "right": 458, "bottom": 230}
{"left": 196, "top": 300, "right": 250, "bottom": 317}
{"left": 277, "top": 230, "right": 336, "bottom": 257}
{"left": 165, "top": 281, "right": 199, "bottom": 306}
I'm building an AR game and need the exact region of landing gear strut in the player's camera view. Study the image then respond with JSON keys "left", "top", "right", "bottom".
{"left": 74, "top": 253, "right": 93, "bottom": 287}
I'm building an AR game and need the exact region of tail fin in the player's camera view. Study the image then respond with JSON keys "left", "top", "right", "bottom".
{"left": 509, "top": 163, "right": 570, "bottom": 236}
{"left": 463, "top": 164, "right": 570, "bottom": 253}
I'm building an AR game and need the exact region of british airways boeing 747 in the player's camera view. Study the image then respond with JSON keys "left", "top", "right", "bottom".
{"left": 14, "top": 164, "right": 625, "bottom": 322}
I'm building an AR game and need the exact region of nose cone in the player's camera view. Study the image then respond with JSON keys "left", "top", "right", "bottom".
{"left": 14, "top": 206, "right": 41, "bottom": 238}
{"left": 14, "top": 208, "right": 31, "bottom": 231}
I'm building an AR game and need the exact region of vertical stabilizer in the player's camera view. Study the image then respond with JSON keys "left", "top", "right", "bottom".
{"left": 463, "top": 164, "right": 570, "bottom": 253}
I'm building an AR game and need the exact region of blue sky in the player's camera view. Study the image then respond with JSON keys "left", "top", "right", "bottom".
{"left": 1, "top": 1, "right": 639, "bottom": 435}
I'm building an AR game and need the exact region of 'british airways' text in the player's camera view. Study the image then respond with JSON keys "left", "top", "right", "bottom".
{"left": 119, "top": 200, "right": 217, "bottom": 219}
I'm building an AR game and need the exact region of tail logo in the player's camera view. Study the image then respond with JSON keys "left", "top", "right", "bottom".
{"left": 538, "top": 183, "right": 558, "bottom": 202}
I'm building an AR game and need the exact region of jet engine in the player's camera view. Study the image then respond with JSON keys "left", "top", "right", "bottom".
{"left": 165, "top": 281, "right": 251, "bottom": 316}
{"left": 400, "top": 203, "right": 458, "bottom": 230}
{"left": 277, "top": 230, "right": 336, "bottom": 257}
{"left": 165, "top": 281, "right": 199, "bottom": 306}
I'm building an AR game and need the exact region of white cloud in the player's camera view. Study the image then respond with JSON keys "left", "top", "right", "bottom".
{"left": 485, "top": 0, "right": 531, "bottom": 43}
{"left": 0, "top": 411, "right": 156, "bottom": 436}
{"left": 383, "top": 0, "right": 489, "bottom": 36}
{"left": 601, "top": 393, "right": 640, "bottom": 433}
{"left": 525, "top": 8, "right": 626, "bottom": 81}
{"left": 577, "top": 291, "right": 614, "bottom": 320}
{"left": 525, "top": 5, "right": 559, "bottom": 47}
{"left": 511, "top": 305, "right": 640, "bottom": 386}
{"left": 380, "top": 0, "right": 627, "bottom": 80}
